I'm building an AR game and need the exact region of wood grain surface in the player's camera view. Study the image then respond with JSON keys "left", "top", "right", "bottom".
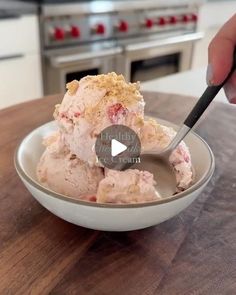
{"left": 0, "top": 92, "right": 236, "bottom": 295}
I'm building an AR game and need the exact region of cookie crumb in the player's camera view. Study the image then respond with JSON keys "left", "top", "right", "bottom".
{"left": 66, "top": 80, "right": 79, "bottom": 95}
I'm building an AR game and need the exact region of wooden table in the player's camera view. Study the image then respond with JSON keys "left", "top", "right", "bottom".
{"left": 0, "top": 92, "right": 236, "bottom": 295}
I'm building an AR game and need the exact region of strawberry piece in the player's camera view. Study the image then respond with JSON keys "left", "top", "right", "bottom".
{"left": 61, "top": 113, "right": 68, "bottom": 119}
{"left": 176, "top": 146, "right": 190, "bottom": 163}
{"left": 183, "top": 153, "right": 190, "bottom": 163}
{"left": 107, "top": 103, "right": 127, "bottom": 124}
{"left": 89, "top": 196, "right": 97, "bottom": 202}
{"left": 74, "top": 112, "right": 81, "bottom": 118}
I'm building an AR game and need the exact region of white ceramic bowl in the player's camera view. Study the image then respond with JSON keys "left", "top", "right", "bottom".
{"left": 15, "top": 119, "right": 215, "bottom": 231}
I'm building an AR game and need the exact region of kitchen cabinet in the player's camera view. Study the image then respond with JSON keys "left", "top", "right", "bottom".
{"left": 0, "top": 55, "right": 42, "bottom": 109}
{"left": 0, "top": 15, "right": 42, "bottom": 109}
{"left": 192, "top": 1, "right": 236, "bottom": 69}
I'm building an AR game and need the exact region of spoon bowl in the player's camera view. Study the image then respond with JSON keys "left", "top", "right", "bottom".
{"left": 133, "top": 154, "right": 176, "bottom": 197}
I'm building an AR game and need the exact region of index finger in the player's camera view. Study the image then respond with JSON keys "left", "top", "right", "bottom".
{"left": 208, "top": 13, "right": 236, "bottom": 85}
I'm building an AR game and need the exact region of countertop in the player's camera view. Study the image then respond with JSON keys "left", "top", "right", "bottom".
{"left": 0, "top": 0, "right": 37, "bottom": 15}
{"left": 0, "top": 92, "right": 236, "bottom": 294}
{"left": 141, "top": 67, "right": 228, "bottom": 104}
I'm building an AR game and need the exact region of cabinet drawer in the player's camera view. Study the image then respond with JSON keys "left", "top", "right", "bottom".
{"left": 0, "top": 54, "right": 42, "bottom": 109}
{"left": 0, "top": 15, "right": 40, "bottom": 57}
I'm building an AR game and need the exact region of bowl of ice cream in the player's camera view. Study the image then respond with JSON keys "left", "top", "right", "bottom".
{"left": 15, "top": 73, "right": 215, "bottom": 231}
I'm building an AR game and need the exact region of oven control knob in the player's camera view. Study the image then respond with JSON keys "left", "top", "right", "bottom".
{"left": 95, "top": 23, "right": 106, "bottom": 35}
{"left": 118, "top": 20, "right": 128, "bottom": 32}
{"left": 145, "top": 18, "right": 154, "bottom": 28}
{"left": 157, "top": 17, "right": 166, "bottom": 26}
{"left": 191, "top": 13, "right": 198, "bottom": 22}
{"left": 70, "top": 25, "right": 80, "bottom": 38}
{"left": 169, "top": 16, "right": 177, "bottom": 24}
{"left": 181, "top": 14, "right": 191, "bottom": 23}
{"left": 54, "top": 27, "right": 65, "bottom": 40}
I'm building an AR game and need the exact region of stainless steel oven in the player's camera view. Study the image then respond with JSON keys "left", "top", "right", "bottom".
{"left": 118, "top": 32, "right": 203, "bottom": 82}
{"left": 44, "top": 43, "right": 122, "bottom": 94}
{"left": 33, "top": 0, "right": 203, "bottom": 94}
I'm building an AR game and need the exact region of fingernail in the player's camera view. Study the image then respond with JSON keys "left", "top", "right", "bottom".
{"left": 206, "top": 64, "right": 214, "bottom": 85}
{"left": 224, "top": 83, "right": 236, "bottom": 103}
{"left": 230, "top": 97, "right": 236, "bottom": 104}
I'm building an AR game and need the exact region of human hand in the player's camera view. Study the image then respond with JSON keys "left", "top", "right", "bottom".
{"left": 207, "top": 13, "right": 236, "bottom": 103}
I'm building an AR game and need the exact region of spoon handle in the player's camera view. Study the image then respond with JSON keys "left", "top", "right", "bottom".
{"left": 184, "top": 49, "right": 236, "bottom": 128}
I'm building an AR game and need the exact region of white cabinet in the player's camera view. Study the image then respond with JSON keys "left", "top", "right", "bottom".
{"left": 0, "top": 54, "right": 42, "bottom": 109}
{"left": 0, "top": 15, "right": 42, "bottom": 109}
{"left": 192, "top": 1, "right": 236, "bottom": 69}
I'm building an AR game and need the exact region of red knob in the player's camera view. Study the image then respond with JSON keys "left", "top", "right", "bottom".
{"left": 70, "top": 25, "right": 80, "bottom": 38}
{"left": 54, "top": 27, "right": 65, "bottom": 40}
{"left": 191, "top": 13, "right": 198, "bottom": 22}
{"left": 181, "top": 15, "right": 191, "bottom": 23}
{"left": 118, "top": 20, "right": 128, "bottom": 32}
{"left": 145, "top": 18, "right": 153, "bottom": 28}
{"left": 169, "top": 16, "right": 177, "bottom": 24}
{"left": 157, "top": 17, "right": 166, "bottom": 26}
{"left": 96, "top": 23, "right": 105, "bottom": 34}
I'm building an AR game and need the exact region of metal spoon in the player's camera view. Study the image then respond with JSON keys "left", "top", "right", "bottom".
{"left": 136, "top": 50, "right": 236, "bottom": 195}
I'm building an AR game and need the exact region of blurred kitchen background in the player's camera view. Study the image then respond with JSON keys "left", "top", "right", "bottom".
{"left": 0, "top": 0, "right": 235, "bottom": 109}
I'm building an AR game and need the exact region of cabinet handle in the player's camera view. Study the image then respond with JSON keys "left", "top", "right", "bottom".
{"left": 0, "top": 54, "right": 24, "bottom": 61}
{"left": 50, "top": 47, "right": 122, "bottom": 67}
{"left": 125, "top": 32, "right": 204, "bottom": 52}
{"left": 0, "top": 13, "right": 21, "bottom": 20}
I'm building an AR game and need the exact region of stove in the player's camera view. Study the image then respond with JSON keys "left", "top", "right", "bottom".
{"left": 21, "top": 0, "right": 203, "bottom": 94}
{"left": 40, "top": 1, "right": 200, "bottom": 48}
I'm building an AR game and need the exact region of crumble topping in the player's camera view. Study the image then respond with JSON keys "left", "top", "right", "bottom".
{"left": 66, "top": 80, "right": 80, "bottom": 95}
{"left": 43, "top": 132, "right": 59, "bottom": 147}
{"left": 53, "top": 104, "right": 60, "bottom": 119}
{"left": 81, "top": 72, "right": 142, "bottom": 106}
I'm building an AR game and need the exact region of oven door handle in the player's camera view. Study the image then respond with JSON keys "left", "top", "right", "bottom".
{"left": 125, "top": 32, "right": 204, "bottom": 52}
{"left": 0, "top": 54, "right": 24, "bottom": 61}
{"left": 50, "top": 47, "right": 122, "bottom": 67}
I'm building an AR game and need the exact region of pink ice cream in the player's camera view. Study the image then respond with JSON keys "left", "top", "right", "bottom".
{"left": 97, "top": 169, "right": 160, "bottom": 204}
{"left": 53, "top": 73, "right": 145, "bottom": 166}
{"left": 140, "top": 118, "right": 193, "bottom": 190}
{"left": 37, "top": 132, "right": 104, "bottom": 201}
{"left": 37, "top": 73, "right": 194, "bottom": 204}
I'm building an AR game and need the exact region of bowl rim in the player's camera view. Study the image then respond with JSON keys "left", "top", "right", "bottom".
{"left": 14, "top": 120, "right": 215, "bottom": 209}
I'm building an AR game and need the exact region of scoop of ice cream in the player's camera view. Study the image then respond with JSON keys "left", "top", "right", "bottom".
{"left": 41, "top": 130, "right": 68, "bottom": 156}
{"left": 96, "top": 169, "right": 160, "bottom": 204}
{"left": 37, "top": 132, "right": 104, "bottom": 201}
{"left": 54, "top": 73, "right": 145, "bottom": 165}
{"left": 140, "top": 119, "right": 193, "bottom": 190}
{"left": 36, "top": 73, "right": 194, "bottom": 204}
